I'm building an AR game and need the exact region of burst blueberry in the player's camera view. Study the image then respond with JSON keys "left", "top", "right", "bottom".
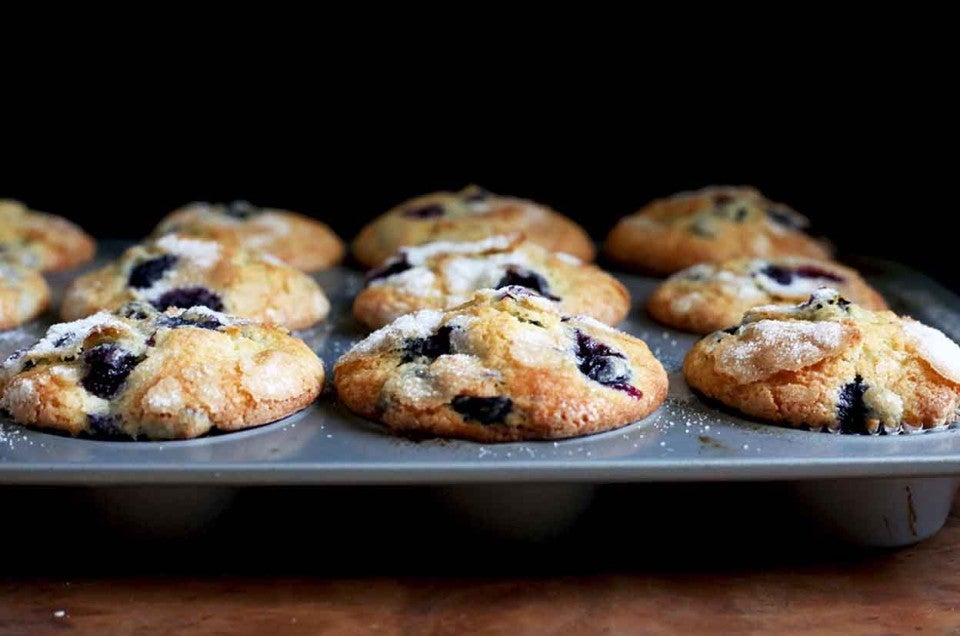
{"left": 402, "top": 326, "right": 454, "bottom": 362}
{"left": 120, "top": 304, "right": 151, "bottom": 320}
{"left": 496, "top": 267, "right": 559, "bottom": 301}
{"left": 760, "top": 264, "right": 794, "bottom": 285}
{"left": 88, "top": 413, "right": 124, "bottom": 437}
{"left": 152, "top": 287, "right": 224, "bottom": 312}
{"left": 158, "top": 313, "right": 223, "bottom": 330}
{"left": 81, "top": 344, "right": 140, "bottom": 399}
{"left": 451, "top": 396, "right": 513, "bottom": 425}
{"left": 760, "top": 264, "right": 845, "bottom": 286}
{"left": 794, "top": 265, "right": 844, "bottom": 283}
{"left": 837, "top": 375, "right": 869, "bottom": 434}
{"left": 366, "top": 255, "right": 412, "bottom": 284}
{"left": 573, "top": 330, "right": 642, "bottom": 399}
{"left": 128, "top": 254, "right": 178, "bottom": 289}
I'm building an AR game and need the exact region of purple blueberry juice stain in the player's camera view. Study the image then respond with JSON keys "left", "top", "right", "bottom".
{"left": 760, "top": 264, "right": 845, "bottom": 286}
{"left": 152, "top": 287, "right": 224, "bottom": 312}
{"left": 573, "top": 330, "right": 642, "bottom": 399}
{"left": 158, "top": 313, "right": 223, "bottom": 331}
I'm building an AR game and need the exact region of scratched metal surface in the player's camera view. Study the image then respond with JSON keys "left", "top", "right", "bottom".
{"left": 3, "top": 243, "right": 960, "bottom": 485}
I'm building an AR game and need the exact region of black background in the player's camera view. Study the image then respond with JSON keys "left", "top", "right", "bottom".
{"left": 3, "top": 121, "right": 952, "bottom": 290}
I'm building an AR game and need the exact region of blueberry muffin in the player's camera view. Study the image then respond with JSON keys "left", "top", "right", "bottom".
{"left": 603, "top": 186, "right": 831, "bottom": 275}
{"left": 647, "top": 257, "right": 886, "bottom": 334}
{"left": 352, "top": 185, "right": 595, "bottom": 268}
{"left": 0, "top": 199, "right": 96, "bottom": 271}
{"left": 152, "top": 200, "right": 344, "bottom": 272}
{"left": 0, "top": 303, "right": 324, "bottom": 439}
{"left": 335, "top": 287, "right": 667, "bottom": 442}
{"left": 0, "top": 260, "right": 51, "bottom": 330}
{"left": 684, "top": 289, "right": 960, "bottom": 434}
{"left": 353, "top": 235, "right": 629, "bottom": 329}
{"left": 62, "top": 234, "right": 329, "bottom": 330}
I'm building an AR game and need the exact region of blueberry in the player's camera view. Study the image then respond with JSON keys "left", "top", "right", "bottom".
{"left": 794, "top": 265, "right": 844, "bottom": 283}
{"left": 760, "top": 264, "right": 794, "bottom": 285}
{"left": 760, "top": 264, "right": 845, "bottom": 286}
{"left": 837, "top": 375, "right": 869, "bottom": 434}
{"left": 366, "top": 255, "right": 412, "bottom": 284}
{"left": 496, "top": 285, "right": 540, "bottom": 301}
{"left": 451, "top": 395, "right": 513, "bottom": 425}
{"left": 224, "top": 200, "right": 261, "bottom": 219}
{"left": 152, "top": 287, "right": 224, "bottom": 312}
{"left": 121, "top": 306, "right": 150, "bottom": 320}
{"left": 128, "top": 254, "right": 177, "bottom": 289}
{"left": 496, "top": 267, "right": 560, "bottom": 301}
{"left": 573, "top": 330, "right": 642, "bottom": 399}
{"left": 402, "top": 203, "right": 445, "bottom": 219}
{"left": 157, "top": 315, "right": 223, "bottom": 331}
{"left": 88, "top": 413, "right": 124, "bottom": 437}
{"left": 734, "top": 207, "right": 749, "bottom": 222}
{"left": 81, "top": 344, "right": 140, "bottom": 399}
{"left": 402, "top": 326, "right": 453, "bottom": 362}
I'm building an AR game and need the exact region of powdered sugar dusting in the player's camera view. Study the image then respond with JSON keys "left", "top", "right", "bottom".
{"left": 24, "top": 312, "right": 132, "bottom": 361}
{"left": 172, "top": 305, "right": 248, "bottom": 327}
{"left": 554, "top": 252, "right": 581, "bottom": 265}
{"left": 370, "top": 267, "right": 438, "bottom": 297}
{"left": 155, "top": 235, "right": 220, "bottom": 268}
{"left": 567, "top": 314, "right": 619, "bottom": 335}
{"left": 345, "top": 310, "right": 444, "bottom": 357}
{"left": 441, "top": 253, "right": 530, "bottom": 296}
{"left": 716, "top": 320, "right": 848, "bottom": 383}
{"left": 400, "top": 236, "right": 515, "bottom": 265}
{"left": 903, "top": 319, "right": 960, "bottom": 385}
{"left": 743, "top": 288, "right": 847, "bottom": 323}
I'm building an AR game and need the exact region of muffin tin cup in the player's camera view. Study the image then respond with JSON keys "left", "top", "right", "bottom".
{"left": 3, "top": 243, "right": 960, "bottom": 547}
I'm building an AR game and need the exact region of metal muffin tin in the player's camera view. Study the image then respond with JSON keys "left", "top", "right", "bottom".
{"left": 3, "top": 243, "right": 960, "bottom": 547}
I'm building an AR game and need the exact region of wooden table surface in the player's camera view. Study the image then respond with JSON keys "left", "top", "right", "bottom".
{"left": 2, "top": 484, "right": 959, "bottom": 635}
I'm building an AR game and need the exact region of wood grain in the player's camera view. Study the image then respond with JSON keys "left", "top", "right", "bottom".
{"left": 3, "top": 517, "right": 960, "bottom": 635}
{"left": 3, "top": 484, "right": 960, "bottom": 635}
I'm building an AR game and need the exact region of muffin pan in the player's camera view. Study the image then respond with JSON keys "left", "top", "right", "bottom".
{"left": 3, "top": 242, "right": 960, "bottom": 547}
